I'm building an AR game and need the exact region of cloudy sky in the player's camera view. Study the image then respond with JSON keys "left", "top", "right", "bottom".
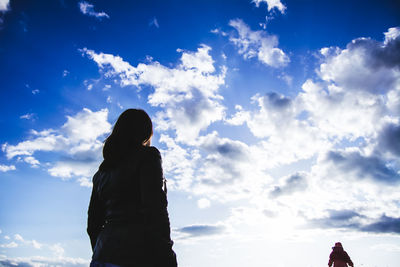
{"left": 0, "top": 0, "right": 400, "bottom": 266}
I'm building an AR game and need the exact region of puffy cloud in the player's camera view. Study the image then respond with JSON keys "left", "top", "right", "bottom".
{"left": 158, "top": 134, "right": 198, "bottom": 190}
{"left": 0, "top": 164, "right": 15, "bottom": 172}
{"left": 78, "top": 1, "right": 109, "bottom": 20}
{"left": 384, "top": 27, "right": 400, "bottom": 45}
{"left": 297, "top": 79, "right": 386, "bottom": 140}
{"left": 227, "top": 92, "right": 328, "bottom": 166}
{"left": 2, "top": 108, "right": 111, "bottom": 185}
{"left": 252, "top": 0, "right": 286, "bottom": 13}
{"left": 228, "top": 19, "right": 289, "bottom": 68}
{"left": 159, "top": 131, "right": 272, "bottom": 201}
{"left": 318, "top": 28, "right": 400, "bottom": 94}
{"left": 82, "top": 45, "right": 226, "bottom": 144}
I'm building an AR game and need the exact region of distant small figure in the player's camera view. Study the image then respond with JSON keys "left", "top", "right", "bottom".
{"left": 328, "top": 242, "right": 354, "bottom": 267}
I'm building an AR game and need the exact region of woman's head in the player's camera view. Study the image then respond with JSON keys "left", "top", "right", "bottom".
{"left": 111, "top": 109, "right": 153, "bottom": 146}
{"left": 102, "top": 109, "right": 153, "bottom": 166}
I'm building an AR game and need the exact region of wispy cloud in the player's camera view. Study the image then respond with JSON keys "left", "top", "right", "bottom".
{"left": 174, "top": 224, "right": 225, "bottom": 240}
{"left": 228, "top": 19, "right": 289, "bottom": 67}
{"left": 78, "top": 1, "right": 109, "bottom": 20}
{"left": 149, "top": 17, "right": 159, "bottom": 28}
{"left": 0, "top": 233, "right": 89, "bottom": 266}
{"left": 20, "top": 113, "right": 36, "bottom": 120}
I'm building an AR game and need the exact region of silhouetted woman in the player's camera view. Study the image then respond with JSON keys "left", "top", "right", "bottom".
{"left": 87, "top": 109, "right": 177, "bottom": 267}
{"left": 328, "top": 242, "right": 354, "bottom": 267}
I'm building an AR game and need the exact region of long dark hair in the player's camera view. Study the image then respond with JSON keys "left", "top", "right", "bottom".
{"left": 100, "top": 109, "right": 153, "bottom": 170}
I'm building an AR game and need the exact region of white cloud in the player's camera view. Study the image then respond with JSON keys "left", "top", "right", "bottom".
{"left": 318, "top": 36, "right": 400, "bottom": 95}
{"left": 20, "top": 113, "right": 35, "bottom": 120}
{"left": 78, "top": 1, "right": 109, "bottom": 20}
{"left": 384, "top": 27, "right": 400, "bottom": 45}
{"left": 225, "top": 105, "right": 250, "bottom": 126}
{"left": 228, "top": 19, "right": 289, "bottom": 68}
{"left": 31, "top": 89, "right": 40, "bottom": 95}
{"left": 48, "top": 159, "right": 98, "bottom": 180}
{"left": 297, "top": 79, "right": 386, "bottom": 140}
{"left": 2, "top": 108, "right": 111, "bottom": 185}
{"left": 0, "top": 0, "right": 10, "bottom": 12}
{"left": 0, "top": 256, "right": 89, "bottom": 267}
{"left": 210, "top": 28, "right": 228, "bottom": 37}
{"left": 0, "top": 164, "right": 15, "bottom": 172}
{"left": 49, "top": 243, "right": 64, "bottom": 257}
{"left": 227, "top": 92, "right": 329, "bottom": 166}
{"left": 159, "top": 134, "right": 198, "bottom": 190}
{"left": 0, "top": 242, "right": 17, "bottom": 248}
{"left": 0, "top": 232, "right": 88, "bottom": 266}
{"left": 160, "top": 131, "right": 273, "bottom": 201}
{"left": 252, "top": 0, "right": 286, "bottom": 14}
{"left": 82, "top": 45, "right": 227, "bottom": 144}
{"left": 23, "top": 156, "right": 40, "bottom": 167}
{"left": 14, "top": 234, "right": 23, "bottom": 242}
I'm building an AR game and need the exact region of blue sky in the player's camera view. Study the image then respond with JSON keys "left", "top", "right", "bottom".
{"left": 1, "top": 0, "right": 400, "bottom": 266}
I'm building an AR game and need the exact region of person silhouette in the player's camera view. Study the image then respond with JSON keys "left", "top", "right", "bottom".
{"left": 328, "top": 242, "right": 354, "bottom": 267}
{"left": 87, "top": 109, "right": 177, "bottom": 267}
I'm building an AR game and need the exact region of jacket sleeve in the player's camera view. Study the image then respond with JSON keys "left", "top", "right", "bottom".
{"left": 87, "top": 177, "right": 105, "bottom": 251}
{"left": 328, "top": 252, "right": 334, "bottom": 266}
{"left": 139, "top": 147, "right": 172, "bottom": 240}
{"left": 344, "top": 252, "right": 354, "bottom": 267}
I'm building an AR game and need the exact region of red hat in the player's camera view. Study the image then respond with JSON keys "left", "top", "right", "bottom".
{"left": 332, "top": 242, "right": 343, "bottom": 249}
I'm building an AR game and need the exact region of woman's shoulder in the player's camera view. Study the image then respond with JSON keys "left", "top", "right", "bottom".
{"left": 140, "top": 146, "right": 162, "bottom": 159}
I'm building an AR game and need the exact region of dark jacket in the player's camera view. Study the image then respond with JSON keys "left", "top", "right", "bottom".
{"left": 87, "top": 146, "right": 177, "bottom": 267}
{"left": 328, "top": 247, "right": 353, "bottom": 267}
